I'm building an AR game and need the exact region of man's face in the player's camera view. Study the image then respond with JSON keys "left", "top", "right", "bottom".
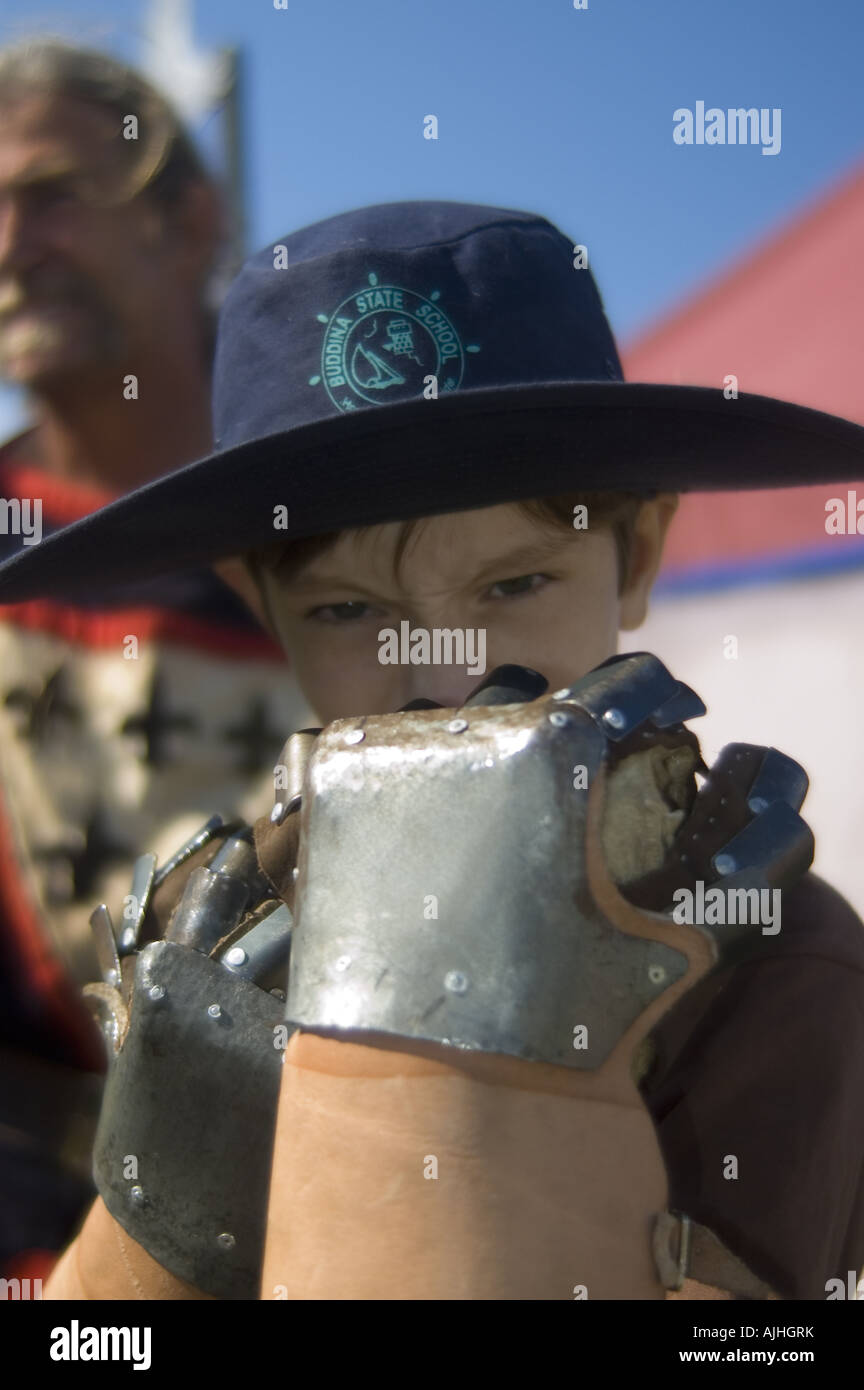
{"left": 254, "top": 499, "right": 674, "bottom": 724}
{"left": 0, "top": 93, "right": 201, "bottom": 384}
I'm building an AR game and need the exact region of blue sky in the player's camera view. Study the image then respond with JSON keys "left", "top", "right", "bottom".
{"left": 1, "top": 0, "right": 863, "bottom": 434}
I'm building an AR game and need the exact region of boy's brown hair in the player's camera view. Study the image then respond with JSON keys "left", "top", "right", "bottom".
{"left": 246, "top": 491, "right": 648, "bottom": 595}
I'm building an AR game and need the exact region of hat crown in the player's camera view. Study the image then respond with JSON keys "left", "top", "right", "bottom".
{"left": 212, "top": 200, "right": 622, "bottom": 450}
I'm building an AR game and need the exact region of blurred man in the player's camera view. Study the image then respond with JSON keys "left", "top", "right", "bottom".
{"left": 0, "top": 39, "right": 310, "bottom": 1285}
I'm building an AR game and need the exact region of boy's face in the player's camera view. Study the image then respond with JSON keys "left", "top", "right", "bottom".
{"left": 252, "top": 497, "right": 678, "bottom": 725}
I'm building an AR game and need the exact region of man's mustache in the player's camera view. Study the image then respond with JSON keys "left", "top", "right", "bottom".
{"left": 0, "top": 274, "right": 104, "bottom": 320}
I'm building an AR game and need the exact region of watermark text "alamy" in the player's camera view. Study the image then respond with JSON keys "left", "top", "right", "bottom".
{"left": 378, "top": 621, "right": 486, "bottom": 677}
{"left": 673, "top": 102, "right": 781, "bottom": 156}
{"left": 0, "top": 497, "right": 42, "bottom": 545}
{"left": 672, "top": 882, "right": 781, "bottom": 935}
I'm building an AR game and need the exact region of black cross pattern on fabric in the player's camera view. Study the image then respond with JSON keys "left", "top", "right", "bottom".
{"left": 33, "top": 805, "right": 134, "bottom": 904}
{"left": 222, "top": 695, "right": 284, "bottom": 775}
{"left": 4, "top": 665, "right": 81, "bottom": 744}
{"left": 121, "top": 669, "right": 198, "bottom": 768}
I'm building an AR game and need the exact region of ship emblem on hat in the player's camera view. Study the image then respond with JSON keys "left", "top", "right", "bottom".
{"left": 311, "top": 272, "right": 480, "bottom": 412}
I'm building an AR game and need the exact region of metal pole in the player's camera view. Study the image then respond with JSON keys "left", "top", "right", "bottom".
{"left": 222, "top": 46, "right": 247, "bottom": 278}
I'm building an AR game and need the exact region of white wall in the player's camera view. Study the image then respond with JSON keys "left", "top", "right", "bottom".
{"left": 635, "top": 570, "right": 864, "bottom": 919}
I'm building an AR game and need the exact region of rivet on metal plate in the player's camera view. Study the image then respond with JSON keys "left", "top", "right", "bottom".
{"left": 602, "top": 707, "right": 627, "bottom": 731}
{"left": 714, "top": 854, "right": 737, "bottom": 876}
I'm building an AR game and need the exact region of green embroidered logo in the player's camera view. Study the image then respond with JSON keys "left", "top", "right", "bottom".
{"left": 310, "top": 273, "right": 479, "bottom": 412}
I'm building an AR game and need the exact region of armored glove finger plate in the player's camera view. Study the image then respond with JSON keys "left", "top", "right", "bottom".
{"left": 92, "top": 940, "right": 285, "bottom": 1300}
{"left": 286, "top": 698, "right": 692, "bottom": 1068}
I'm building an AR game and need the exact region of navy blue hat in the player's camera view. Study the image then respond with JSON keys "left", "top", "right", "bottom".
{"left": 1, "top": 198, "right": 863, "bottom": 600}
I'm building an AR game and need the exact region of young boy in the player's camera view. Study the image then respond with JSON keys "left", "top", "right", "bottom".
{"left": 2, "top": 200, "right": 863, "bottom": 1302}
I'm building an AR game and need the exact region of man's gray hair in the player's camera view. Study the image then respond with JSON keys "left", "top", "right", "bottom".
{"left": 0, "top": 37, "right": 212, "bottom": 209}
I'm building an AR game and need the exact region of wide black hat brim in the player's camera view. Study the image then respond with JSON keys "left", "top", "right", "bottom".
{"left": 2, "top": 382, "right": 863, "bottom": 601}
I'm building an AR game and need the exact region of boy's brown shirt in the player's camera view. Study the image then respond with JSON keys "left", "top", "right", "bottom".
{"left": 643, "top": 871, "right": 864, "bottom": 1300}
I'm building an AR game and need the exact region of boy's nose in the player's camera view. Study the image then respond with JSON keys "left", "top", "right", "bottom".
{"left": 398, "top": 664, "right": 483, "bottom": 711}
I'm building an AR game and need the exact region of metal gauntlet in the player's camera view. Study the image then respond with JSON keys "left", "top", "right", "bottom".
{"left": 82, "top": 653, "right": 813, "bottom": 1299}
{"left": 85, "top": 824, "right": 292, "bottom": 1299}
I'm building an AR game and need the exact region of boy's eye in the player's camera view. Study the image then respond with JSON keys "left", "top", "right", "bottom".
{"left": 487, "top": 573, "right": 549, "bottom": 599}
{"left": 306, "top": 601, "right": 376, "bottom": 622}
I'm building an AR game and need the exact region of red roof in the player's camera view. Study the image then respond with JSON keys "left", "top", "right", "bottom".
{"left": 621, "top": 161, "right": 864, "bottom": 576}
